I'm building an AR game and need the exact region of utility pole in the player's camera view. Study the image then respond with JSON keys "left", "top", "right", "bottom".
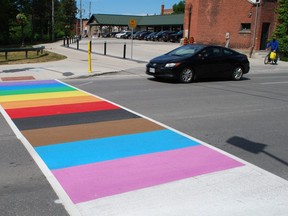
{"left": 80, "top": 0, "right": 83, "bottom": 37}
{"left": 249, "top": 0, "right": 261, "bottom": 58}
{"left": 187, "top": 5, "right": 192, "bottom": 38}
{"left": 89, "top": 1, "right": 91, "bottom": 18}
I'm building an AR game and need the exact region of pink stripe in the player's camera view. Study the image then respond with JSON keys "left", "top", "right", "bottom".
{"left": 52, "top": 145, "right": 243, "bottom": 203}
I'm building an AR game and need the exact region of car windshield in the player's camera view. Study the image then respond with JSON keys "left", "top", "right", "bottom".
{"left": 166, "top": 45, "right": 203, "bottom": 57}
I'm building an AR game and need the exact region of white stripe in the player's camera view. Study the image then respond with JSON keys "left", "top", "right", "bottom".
{"left": 0, "top": 96, "right": 82, "bottom": 216}
{"left": 261, "top": 81, "right": 288, "bottom": 85}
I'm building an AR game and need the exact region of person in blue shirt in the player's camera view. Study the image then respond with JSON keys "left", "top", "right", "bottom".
{"left": 266, "top": 37, "right": 279, "bottom": 64}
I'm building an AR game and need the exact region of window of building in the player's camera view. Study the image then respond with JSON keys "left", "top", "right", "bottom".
{"left": 240, "top": 23, "right": 251, "bottom": 33}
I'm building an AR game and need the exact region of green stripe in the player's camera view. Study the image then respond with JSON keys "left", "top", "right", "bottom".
{"left": 0, "top": 86, "right": 76, "bottom": 96}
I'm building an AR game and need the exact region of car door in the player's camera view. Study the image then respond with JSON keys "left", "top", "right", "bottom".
{"left": 196, "top": 47, "right": 222, "bottom": 78}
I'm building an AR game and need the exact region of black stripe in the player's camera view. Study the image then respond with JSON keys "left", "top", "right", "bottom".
{"left": 14, "top": 109, "right": 140, "bottom": 130}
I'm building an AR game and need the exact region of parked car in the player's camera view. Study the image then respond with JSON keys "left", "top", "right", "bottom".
{"left": 169, "top": 30, "right": 183, "bottom": 43}
{"left": 122, "top": 32, "right": 132, "bottom": 39}
{"left": 153, "top": 31, "right": 168, "bottom": 41}
{"left": 115, "top": 31, "right": 130, "bottom": 39}
{"left": 138, "top": 31, "right": 152, "bottom": 40}
{"left": 162, "top": 31, "right": 177, "bottom": 42}
{"left": 102, "top": 32, "right": 111, "bottom": 38}
{"left": 146, "top": 44, "right": 250, "bottom": 83}
{"left": 131, "top": 31, "right": 138, "bottom": 39}
{"left": 110, "top": 32, "right": 120, "bottom": 37}
{"left": 133, "top": 31, "right": 145, "bottom": 39}
{"left": 145, "top": 32, "right": 157, "bottom": 41}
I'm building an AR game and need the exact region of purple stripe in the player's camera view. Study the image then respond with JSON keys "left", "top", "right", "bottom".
{"left": 0, "top": 80, "right": 57, "bottom": 86}
{"left": 52, "top": 145, "right": 243, "bottom": 203}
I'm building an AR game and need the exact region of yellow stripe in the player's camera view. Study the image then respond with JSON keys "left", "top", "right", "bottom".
{"left": 0, "top": 91, "right": 88, "bottom": 102}
{"left": 0, "top": 95, "right": 102, "bottom": 109}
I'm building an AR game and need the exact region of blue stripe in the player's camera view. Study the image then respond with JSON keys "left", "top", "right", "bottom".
{"left": 35, "top": 129, "right": 200, "bottom": 170}
{"left": 0, "top": 83, "right": 68, "bottom": 91}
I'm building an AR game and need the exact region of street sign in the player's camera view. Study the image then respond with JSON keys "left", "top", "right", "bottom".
{"left": 129, "top": 19, "right": 137, "bottom": 29}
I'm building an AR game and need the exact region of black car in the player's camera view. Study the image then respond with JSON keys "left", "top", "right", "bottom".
{"left": 133, "top": 31, "right": 143, "bottom": 39}
{"left": 145, "top": 32, "right": 157, "bottom": 41}
{"left": 162, "top": 31, "right": 177, "bottom": 42}
{"left": 170, "top": 31, "right": 183, "bottom": 43}
{"left": 146, "top": 44, "right": 250, "bottom": 83}
{"left": 122, "top": 32, "right": 132, "bottom": 39}
{"left": 138, "top": 31, "right": 152, "bottom": 40}
{"left": 153, "top": 31, "right": 167, "bottom": 41}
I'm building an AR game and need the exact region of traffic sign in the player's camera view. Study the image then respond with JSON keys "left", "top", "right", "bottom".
{"left": 129, "top": 19, "right": 137, "bottom": 28}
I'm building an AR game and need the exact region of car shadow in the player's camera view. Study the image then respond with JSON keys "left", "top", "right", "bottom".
{"left": 147, "top": 77, "right": 250, "bottom": 84}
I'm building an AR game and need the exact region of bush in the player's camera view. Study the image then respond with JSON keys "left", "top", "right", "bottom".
{"left": 279, "top": 36, "right": 288, "bottom": 58}
{"left": 56, "top": 31, "right": 65, "bottom": 39}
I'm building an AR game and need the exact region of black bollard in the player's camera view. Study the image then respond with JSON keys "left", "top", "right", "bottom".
{"left": 77, "top": 39, "right": 79, "bottom": 49}
{"left": 123, "top": 43, "right": 126, "bottom": 59}
{"left": 104, "top": 42, "right": 107, "bottom": 55}
{"left": 63, "top": 37, "right": 66, "bottom": 46}
{"left": 67, "top": 37, "right": 69, "bottom": 47}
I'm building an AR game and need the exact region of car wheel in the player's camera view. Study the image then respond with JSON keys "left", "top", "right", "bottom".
{"left": 179, "top": 68, "right": 194, "bottom": 83}
{"left": 232, "top": 66, "right": 243, "bottom": 80}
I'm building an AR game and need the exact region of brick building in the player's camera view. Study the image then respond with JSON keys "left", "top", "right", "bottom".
{"left": 184, "top": 0, "right": 278, "bottom": 50}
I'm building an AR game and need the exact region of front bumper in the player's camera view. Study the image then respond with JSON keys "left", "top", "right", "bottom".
{"left": 146, "top": 64, "right": 179, "bottom": 79}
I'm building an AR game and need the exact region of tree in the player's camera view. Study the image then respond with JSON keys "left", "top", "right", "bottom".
{"left": 173, "top": 0, "right": 185, "bottom": 14}
{"left": 16, "top": 13, "right": 28, "bottom": 46}
{"left": 58, "top": 0, "right": 77, "bottom": 36}
{"left": 0, "top": 0, "right": 10, "bottom": 44}
{"left": 274, "top": 0, "right": 288, "bottom": 59}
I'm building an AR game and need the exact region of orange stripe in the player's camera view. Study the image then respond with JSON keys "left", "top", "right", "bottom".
{"left": 0, "top": 95, "right": 102, "bottom": 109}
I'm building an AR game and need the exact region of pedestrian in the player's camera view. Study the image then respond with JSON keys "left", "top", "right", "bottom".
{"left": 266, "top": 36, "right": 279, "bottom": 64}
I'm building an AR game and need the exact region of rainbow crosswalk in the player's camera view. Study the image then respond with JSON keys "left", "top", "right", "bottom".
{"left": 0, "top": 80, "right": 244, "bottom": 204}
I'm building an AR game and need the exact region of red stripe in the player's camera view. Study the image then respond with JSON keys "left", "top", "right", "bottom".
{"left": 6, "top": 101, "right": 120, "bottom": 119}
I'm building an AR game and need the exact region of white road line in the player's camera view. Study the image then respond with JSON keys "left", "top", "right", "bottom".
{"left": 0, "top": 105, "right": 81, "bottom": 216}
{"left": 261, "top": 81, "right": 288, "bottom": 85}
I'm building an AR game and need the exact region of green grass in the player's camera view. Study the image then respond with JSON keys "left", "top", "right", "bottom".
{"left": 0, "top": 50, "right": 66, "bottom": 65}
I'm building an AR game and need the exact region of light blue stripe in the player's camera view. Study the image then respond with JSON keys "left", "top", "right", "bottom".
{"left": 35, "top": 129, "right": 200, "bottom": 170}
{"left": 0, "top": 83, "right": 68, "bottom": 91}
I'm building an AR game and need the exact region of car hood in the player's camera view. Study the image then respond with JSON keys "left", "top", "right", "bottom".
{"left": 150, "top": 54, "right": 188, "bottom": 64}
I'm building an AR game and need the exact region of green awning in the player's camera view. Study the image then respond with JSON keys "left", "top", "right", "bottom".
{"left": 87, "top": 13, "right": 184, "bottom": 26}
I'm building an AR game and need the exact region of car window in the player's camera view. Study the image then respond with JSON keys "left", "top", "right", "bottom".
{"left": 167, "top": 46, "right": 200, "bottom": 56}
{"left": 223, "top": 48, "right": 235, "bottom": 56}
{"left": 202, "top": 47, "right": 221, "bottom": 58}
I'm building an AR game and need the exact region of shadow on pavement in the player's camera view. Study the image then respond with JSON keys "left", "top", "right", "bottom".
{"left": 227, "top": 136, "right": 288, "bottom": 166}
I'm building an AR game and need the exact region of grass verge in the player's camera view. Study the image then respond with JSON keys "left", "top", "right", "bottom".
{"left": 0, "top": 50, "right": 66, "bottom": 65}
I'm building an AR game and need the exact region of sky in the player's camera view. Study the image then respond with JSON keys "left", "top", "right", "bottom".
{"left": 76, "top": 0, "right": 179, "bottom": 18}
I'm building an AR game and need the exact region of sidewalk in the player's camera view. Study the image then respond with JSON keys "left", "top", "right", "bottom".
{"left": 0, "top": 40, "right": 145, "bottom": 81}
{"left": 1, "top": 39, "right": 287, "bottom": 82}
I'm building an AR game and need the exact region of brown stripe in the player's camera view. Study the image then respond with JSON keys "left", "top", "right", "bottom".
{"left": 1, "top": 76, "right": 35, "bottom": 81}
{"left": 1, "top": 95, "right": 102, "bottom": 109}
{"left": 22, "top": 118, "right": 164, "bottom": 146}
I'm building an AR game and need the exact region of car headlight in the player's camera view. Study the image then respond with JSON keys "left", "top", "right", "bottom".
{"left": 165, "top": 63, "right": 181, "bottom": 68}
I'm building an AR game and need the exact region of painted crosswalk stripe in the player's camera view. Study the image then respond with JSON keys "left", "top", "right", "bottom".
{"left": 0, "top": 79, "right": 244, "bottom": 207}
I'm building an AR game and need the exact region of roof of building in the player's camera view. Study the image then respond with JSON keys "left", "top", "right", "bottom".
{"left": 87, "top": 13, "right": 184, "bottom": 26}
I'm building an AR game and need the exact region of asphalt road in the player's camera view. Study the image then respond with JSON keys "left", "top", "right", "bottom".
{"left": 0, "top": 114, "right": 69, "bottom": 216}
{"left": 66, "top": 65, "right": 288, "bottom": 181}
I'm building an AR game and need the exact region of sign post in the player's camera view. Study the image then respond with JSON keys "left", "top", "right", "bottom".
{"left": 129, "top": 19, "right": 137, "bottom": 59}
{"left": 88, "top": 40, "right": 92, "bottom": 73}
